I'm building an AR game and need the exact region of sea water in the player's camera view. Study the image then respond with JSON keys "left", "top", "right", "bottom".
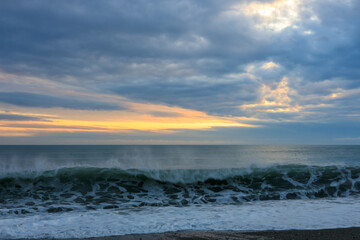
{"left": 1, "top": 145, "right": 360, "bottom": 239}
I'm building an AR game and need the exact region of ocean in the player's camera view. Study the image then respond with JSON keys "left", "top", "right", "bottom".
{"left": 1, "top": 145, "right": 360, "bottom": 239}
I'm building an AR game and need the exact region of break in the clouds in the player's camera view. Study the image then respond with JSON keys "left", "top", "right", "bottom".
{"left": 0, "top": 0, "right": 359, "bottom": 144}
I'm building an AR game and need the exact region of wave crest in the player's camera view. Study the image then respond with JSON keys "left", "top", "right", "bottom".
{"left": 1, "top": 165, "right": 360, "bottom": 216}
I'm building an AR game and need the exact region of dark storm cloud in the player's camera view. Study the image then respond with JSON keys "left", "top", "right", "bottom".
{"left": 0, "top": 92, "right": 124, "bottom": 110}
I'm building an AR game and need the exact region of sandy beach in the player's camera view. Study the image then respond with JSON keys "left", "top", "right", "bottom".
{"left": 18, "top": 227, "right": 360, "bottom": 240}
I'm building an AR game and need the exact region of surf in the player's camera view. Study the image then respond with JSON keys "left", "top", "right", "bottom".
{"left": 1, "top": 164, "right": 360, "bottom": 217}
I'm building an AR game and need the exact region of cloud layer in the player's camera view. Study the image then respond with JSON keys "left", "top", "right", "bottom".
{"left": 0, "top": 0, "right": 359, "bottom": 144}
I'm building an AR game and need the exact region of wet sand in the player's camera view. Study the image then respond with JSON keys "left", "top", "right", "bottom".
{"left": 20, "top": 227, "right": 360, "bottom": 240}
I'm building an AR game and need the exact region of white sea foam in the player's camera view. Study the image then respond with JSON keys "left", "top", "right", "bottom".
{"left": 1, "top": 196, "right": 360, "bottom": 239}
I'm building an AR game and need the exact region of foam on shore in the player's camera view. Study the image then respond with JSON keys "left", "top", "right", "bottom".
{"left": 2, "top": 196, "right": 360, "bottom": 239}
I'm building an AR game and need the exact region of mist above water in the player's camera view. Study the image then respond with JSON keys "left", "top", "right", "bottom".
{"left": 1, "top": 145, "right": 359, "bottom": 175}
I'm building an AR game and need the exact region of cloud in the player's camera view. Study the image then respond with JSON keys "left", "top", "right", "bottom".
{"left": 112, "top": 81, "right": 258, "bottom": 115}
{"left": 0, "top": 92, "right": 125, "bottom": 110}
{"left": 241, "top": 76, "right": 302, "bottom": 113}
{"left": 261, "top": 61, "right": 280, "bottom": 70}
{"left": 148, "top": 111, "right": 183, "bottom": 118}
{"left": 0, "top": 0, "right": 359, "bottom": 143}
{"left": 0, "top": 0, "right": 358, "bottom": 82}
{"left": 0, "top": 113, "right": 44, "bottom": 121}
{"left": 228, "top": 0, "right": 301, "bottom": 32}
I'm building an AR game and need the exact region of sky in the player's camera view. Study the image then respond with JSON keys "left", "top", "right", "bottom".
{"left": 0, "top": 0, "right": 360, "bottom": 144}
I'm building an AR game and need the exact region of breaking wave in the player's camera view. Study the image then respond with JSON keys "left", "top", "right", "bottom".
{"left": 1, "top": 164, "right": 360, "bottom": 216}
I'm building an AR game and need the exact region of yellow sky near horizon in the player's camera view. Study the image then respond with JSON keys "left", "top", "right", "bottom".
{"left": 0, "top": 104, "right": 259, "bottom": 137}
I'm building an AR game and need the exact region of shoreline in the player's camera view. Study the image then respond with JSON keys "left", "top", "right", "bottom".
{"left": 17, "top": 227, "right": 360, "bottom": 240}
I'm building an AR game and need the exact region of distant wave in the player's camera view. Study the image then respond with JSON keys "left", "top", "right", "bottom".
{"left": 1, "top": 165, "right": 360, "bottom": 216}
